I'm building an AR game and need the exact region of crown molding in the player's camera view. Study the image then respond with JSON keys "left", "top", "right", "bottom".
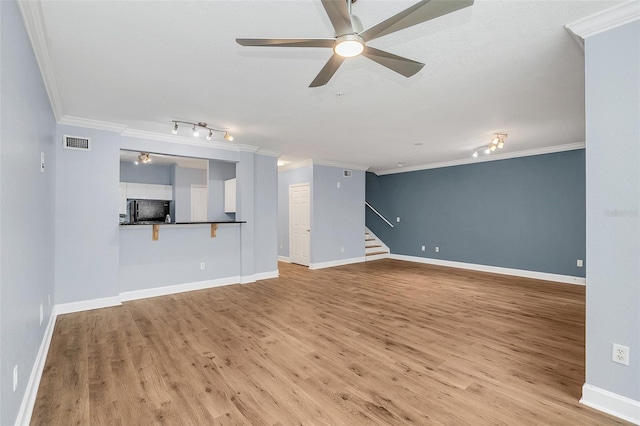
{"left": 59, "top": 116, "right": 128, "bottom": 133}
{"left": 375, "top": 142, "right": 585, "bottom": 176}
{"left": 256, "top": 148, "right": 281, "bottom": 157}
{"left": 278, "top": 159, "right": 313, "bottom": 172}
{"left": 17, "top": 0, "right": 64, "bottom": 121}
{"left": 312, "top": 159, "right": 369, "bottom": 171}
{"left": 565, "top": 1, "right": 640, "bottom": 41}
{"left": 121, "top": 128, "right": 256, "bottom": 153}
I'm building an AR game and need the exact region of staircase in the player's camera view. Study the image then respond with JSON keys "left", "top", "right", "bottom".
{"left": 365, "top": 227, "right": 390, "bottom": 261}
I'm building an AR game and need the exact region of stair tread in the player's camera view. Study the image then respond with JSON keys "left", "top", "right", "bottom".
{"left": 365, "top": 238, "right": 376, "bottom": 241}
{"left": 366, "top": 251, "right": 388, "bottom": 256}
{"left": 366, "top": 245, "right": 382, "bottom": 248}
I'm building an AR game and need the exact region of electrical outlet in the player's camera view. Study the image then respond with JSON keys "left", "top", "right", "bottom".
{"left": 396, "top": 217, "right": 400, "bottom": 223}
{"left": 40, "top": 152, "right": 45, "bottom": 173}
{"left": 435, "top": 246, "right": 440, "bottom": 253}
{"left": 340, "top": 247, "right": 344, "bottom": 253}
{"left": 612, "top": 344, "right": 630, "bottom": 366}
{"left": 13, "top": 365, "right": 18, "bottom": 392}
{"left": 40, "top": 303, "right": 43, "bottom": 325}
{"left": 337, "top": 182, "right": 341, "bottom": 188}
{"left": 421, "top": 245, "right": 425, "bottom": 251}
{"left": 200, "top": 262, "right": 205, "bottom": 270}
{"left": 577, "top": 259, "right": 583, "bottom": 267}
{"left": 48, "top": 294, "right": 51, "bottom": 305}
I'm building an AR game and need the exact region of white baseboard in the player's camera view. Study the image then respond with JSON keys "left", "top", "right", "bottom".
{"left": 121, "top": 276, "right": 240, "bottom": 301}
{"left": 309, "top": 256, "right": 366, "bottom": 270}
{"left": 254, "top": 270, "right": 279, "bottom": 281}
{"left": 581, "top": 384, "right": 640, "bottom": 425}
{"left": 14, "top": 309, "right": 58, "bottom": 426}
{"left": 388, "top": 254, "right": 586, "bottom": 285}
{"left": 55, "top": 295, "right": 122, "bottom": 315}
{"left": 278, "top": 256, "right": 291, "bottom": 263}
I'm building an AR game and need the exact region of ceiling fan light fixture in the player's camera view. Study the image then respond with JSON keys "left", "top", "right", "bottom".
{"left": 334, "top": 35, "right": 364, "bottom": 58}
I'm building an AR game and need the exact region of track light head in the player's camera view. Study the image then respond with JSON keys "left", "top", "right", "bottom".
{"left": 172, "top": 122, "right": 178, "bottom": 135}
{"left": 206, "top": 129, "right": 213, "bottom": 141}
{"left": 192, "top": 125, "right": 199, "bottom": 137}
{"left": 224, "top": 132, "right": 234, "bottom": 142}
{"left": 472, "top": 150, "right": 478, "bottom": 158}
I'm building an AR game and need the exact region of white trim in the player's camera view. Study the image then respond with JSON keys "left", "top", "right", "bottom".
{"left": 59, "top": 116, "right": 127, "bottom": 133}
{"left": 121, "top": 129, "right": 258, "bottom": 153}
{"left": 14, "top": 309, "right": 57, "bottom": 426}
{"left": 279, "top": 159, "right": 314, "bottom": 172}
{"left": 17, "top": 0, "right": 64, "bottom": 121}
{"left": 278, "top": 256, "right": 291, "bottom": 263}
{"left": 55, "top": 296, "right": 122, "bottom": 315}
{"left": 375, "top": 142, "right": 585, "bottom": 176}
{"left": 581, "top": 384, "right": 640, "bottom": 425}
{"left": 121, "top": 277, "right": 240, "bottom": 301}
{"left": 309, "top": 256, "right": 366, "bottom": 270}
{"left": 256, "top": 148, "right": 281, "bottom": 157}
{"left": 566, "top": 1, "right": 640, "bottom": 40}
{"left": 254, "top": 270, "right": 279, "bottom": 281}
{"left": 388, "top": 254, "right": 586, "bottom": 285}
{"left": 312, "top": 159, "right": 369, "bottom": 171}
{"left": 240, "top": 275, "right": 256, "bottom": 284}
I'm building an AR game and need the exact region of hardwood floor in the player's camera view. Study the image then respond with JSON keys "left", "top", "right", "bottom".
{"left": 32, "top": 259, "right": 630, "bottom": 425}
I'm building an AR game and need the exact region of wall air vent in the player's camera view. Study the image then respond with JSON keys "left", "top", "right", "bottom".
{"left": 343, "top": 170, "right": 352, "bottom": 177}
{"left": 63, "top": 135, "right": 91, "bottom": 151}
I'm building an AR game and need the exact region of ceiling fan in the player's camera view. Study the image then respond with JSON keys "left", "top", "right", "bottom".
{"left": 236, "top": 0, "right": 474, "bottom": 87}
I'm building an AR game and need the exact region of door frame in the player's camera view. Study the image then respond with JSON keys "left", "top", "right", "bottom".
{"left": 289, "top": 183, "right": 311, "bottom": 266}
{"left": 190, "top": 184, "right": 208, "bottom": 222}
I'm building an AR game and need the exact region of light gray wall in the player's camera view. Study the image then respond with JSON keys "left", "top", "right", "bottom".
{"left": 0, "top": 1, "right": 57, "bottom": 423}
{"left": 120, "top": 162, "right": 173, "bottom": 185}
{"left": 174, "top": 165, "right": 207, "bottom": 223}
{"left": 254, "top": 155, "right": 278, "bottom": 274}
{"left": 366, "top": 150, "right": 587, "bottom": 277}
{"left": 119, "top": 225, "right": 241, "bottom": 292}
{"left": 55, "top": 125, "right": 120, "bottom": 304}
{"left": 584, "top": 20, "right": 640, "bottom": 401}
{"left": 208, "top": 160, "right": 236, "bottom": 221}
{"left": 237, "top": 152, "right": 255, "bottom": 277}
{"left": 312, "top": 165, "right": 365, "bottom": 263}
{"left": 277, "top": 166, "right": 312, "bottom": 257}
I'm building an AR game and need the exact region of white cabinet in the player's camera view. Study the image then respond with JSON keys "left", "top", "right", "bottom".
{"left": 146, "top": 184, "right": 167, "bottom": 200}
{"left": 224, "top": 178, "right": 236, "bottom": 213}
{"left": 126, "top": 182, "right": 147, "bottom": 199}
{"left": 123, "top": 183, "right": 173, "bottom": 200}
{"left": 119, "top": 182, "right": 127, "bottom": 215}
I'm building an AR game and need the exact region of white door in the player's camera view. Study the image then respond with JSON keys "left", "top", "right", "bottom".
{"left": 289, "top": 183, "right": 310, "bottom": 266}
{"left": 191, "top": 185, "right": 208, "bottom": 222}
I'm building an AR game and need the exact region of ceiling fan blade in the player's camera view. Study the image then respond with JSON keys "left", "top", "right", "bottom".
{"left": 362, "top": 46, "right": 425, "bottom": 78}
{"left": 360, "top": 0, "right": 474, "bottom": 42}
{"left": 236, "top": 38, "right": 336, "bottom": 48}
{"left": 309, "top": 54, "right": 346, "bottom": 87}
{"left": 321, "top": 0, "right": 354, "bottom": 36}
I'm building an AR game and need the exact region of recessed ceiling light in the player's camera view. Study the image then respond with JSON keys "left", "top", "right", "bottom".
{"left": 414, "top": 143, "right": 423, "bottom": 146}
{"left": 398, "top": 162, "right": 403, "bottom": 167}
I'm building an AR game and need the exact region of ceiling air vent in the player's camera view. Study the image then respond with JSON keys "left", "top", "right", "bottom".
{"left": 63, "top": 135, "right": 91, "bottom": 151}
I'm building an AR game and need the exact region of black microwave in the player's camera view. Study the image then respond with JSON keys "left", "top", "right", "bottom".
{"left": 130, "top": 199, "right": 170, "bottom": 223}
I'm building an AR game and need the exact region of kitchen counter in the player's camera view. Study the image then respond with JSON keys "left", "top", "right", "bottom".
{"left": 120, "top": 221, "right": 245, "bottom": 226}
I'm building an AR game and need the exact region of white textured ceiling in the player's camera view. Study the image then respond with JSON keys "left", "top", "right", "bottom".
{"left": 29, "top": 0, "right": 620, "bottom": 172}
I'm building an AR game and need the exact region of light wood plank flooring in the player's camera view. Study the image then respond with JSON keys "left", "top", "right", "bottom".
{"left": 32, "top": 259, "right": 630, "bottom": 425}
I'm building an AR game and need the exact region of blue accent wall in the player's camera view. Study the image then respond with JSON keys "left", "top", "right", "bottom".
{"left": 366, "top": 150, "right": 586, "bottom": 277}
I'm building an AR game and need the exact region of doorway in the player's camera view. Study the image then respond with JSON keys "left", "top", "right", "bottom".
{"left": 191, "top": 185, "right": 208, "bottom": 222}
{"left": 289, "top": 183, "right": 310, "bottom": 266}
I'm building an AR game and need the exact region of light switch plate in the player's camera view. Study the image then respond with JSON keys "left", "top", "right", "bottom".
{"left": 40, "top": 152, "right": 45, "bottom": 173}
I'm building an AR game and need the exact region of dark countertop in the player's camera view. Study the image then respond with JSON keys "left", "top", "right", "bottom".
{"left": 120, "top": 221, "right": 246, "bottom": 226}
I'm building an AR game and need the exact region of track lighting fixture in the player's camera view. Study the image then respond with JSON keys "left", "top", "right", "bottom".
{"left": 170, "top": 120, "right": 234, "bottom": 142}
{"left": 473, "top": 133, "right": 508, "bottom": 158}
{"left": 137, "top": 152, "right": 151, "bottom": 164}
